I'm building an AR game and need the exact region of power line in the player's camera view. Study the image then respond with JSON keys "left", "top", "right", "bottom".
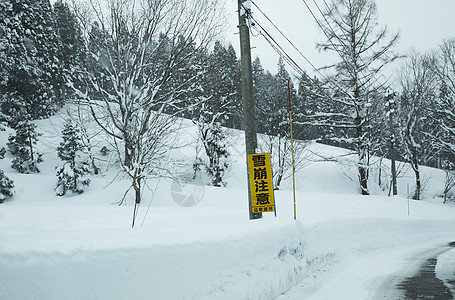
{"left": 245, "top": 1, "right": 354, "bottom": 100}
{"left": 242, "top": 3, "right": 329, "bottom": 94}
{"left": 250, "top": 1, "right": 320, "bottom": 75}
{"left": 300, "top": 0, "right": 356, "bottom": 81}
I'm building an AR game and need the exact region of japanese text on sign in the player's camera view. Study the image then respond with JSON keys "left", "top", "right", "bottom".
{"left": 248, "top": 153, "right": 275, "bottom": 213}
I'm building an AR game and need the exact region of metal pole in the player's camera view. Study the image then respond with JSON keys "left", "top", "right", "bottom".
{"left": 288, "top": 81, "right": 296, "bottom": 220}
{"left": 238, "top": 0, "right": 261, "bottom": 219}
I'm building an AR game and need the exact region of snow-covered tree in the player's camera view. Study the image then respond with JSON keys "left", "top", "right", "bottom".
{"left": 53, "top": 0, "right": 86, "bottom": 97}
{"left": 433, "top": 38, "right": 455, "bottom": 164}
{"left": 193, "top": 41, "right": 241, "bottom": 186}
{"left": 315, "top": 0, "right": 400, "bottom": 195}
{"left": 255, "top": 58, "right": 308, "bottom": 189}
{"left": 0, "top": 169, "right": 14, "bottom": 203}
{"left": 398, "top": 52, "right": 439, "bottom": 200}
{"left": 55, "top": 121, "right": 90, "bottom": 196}
{"left": 202, "top": 41, "right": 242, "bottom": 129}
{"left": 72, "top": 0, "right": 225, "bottom": 206}
{"left": 296, "top": 71, "right": 330, "bottom": 141}
{"left": 196, "top": 119, "right": 229, "bottom": 187}
{"left": 7, "top": 120, "right": 43, "bottom": 173}
{"left": 1, "top": 0, "right": 65, "bottom": 121}
{"left": 442, "top": 161, "right": 455, "bottom": 203}
{"left": 0, "top": 1, "right": 26, "bottom": 124}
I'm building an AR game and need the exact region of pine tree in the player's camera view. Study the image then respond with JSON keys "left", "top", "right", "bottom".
{"left": 296, "top": 72, "right": 331, "bottom": 140}
{"left": 55, "top": 121, "right": 90, "bottom": 196}
{"left": 160, "top": 35, "right": 206, "bottom": 119}
{"left": 1, "top": 0, "right": 65, "bottom": 121}
{"left": 254, "top": 58, "right": 308, "bottom": 189}
{"left": 197, "top": 119, "right": 229, "bottom": 187}
{"left": 0, "top": 0, "right": 25, "bottom": 124}
{"left": 192, "top": 41, "right": 241, "bottom": 186}
{"left": 85, "top": 21, "right": 115, "bottom": 101}
{"left": 203, "top": 41, "right": 242, "bottom": 129}
{"left": 53, "top": 0, "right": 85, "bottom": 96}
{"left": 252, "top": 56, "right": 272, "bottom": 135}
{"left": 7, "top": 120, "right": 43, "bottom": 173}
{"left": 0, "top": 169, "right": 14, "bottom": 203}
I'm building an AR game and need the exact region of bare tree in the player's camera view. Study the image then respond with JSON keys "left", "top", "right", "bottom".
{"left": 316, "top": 0, "right": 400, "bottom": 195}
{"left": 258, "top": 135, "right": 309, "bottom": 190}
{"left": 435, "top": 38, "right": 455, "bottom": 156}
{"left": 399, "top": 52, "right": 439, "bottom": 200}
{"left": 72, "top": 0, "right": 225, "bottom": 210}
{"left": 439, "top": 38, "right": 455, "bottom": 96}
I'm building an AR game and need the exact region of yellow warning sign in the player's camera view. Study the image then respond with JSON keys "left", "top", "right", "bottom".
{"left": 248, "top": 153, "right": 275, "bottom": 213}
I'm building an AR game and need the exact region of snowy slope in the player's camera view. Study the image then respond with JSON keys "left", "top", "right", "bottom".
{"left": 0, "top": 112, "right": 455, "bottom": 299}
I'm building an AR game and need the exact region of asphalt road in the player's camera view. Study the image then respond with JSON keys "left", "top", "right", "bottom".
{"left": 376, "top": 242, "right": 455, "bottom": 299}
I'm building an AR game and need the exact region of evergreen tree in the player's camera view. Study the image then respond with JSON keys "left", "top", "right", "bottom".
{"left": 55, "top": 121, "right": 90, "bottom": 196}
{"left": 1, "top": 0, "right": 65, "bottom": 121}
{"left": 0, "top": 169, "right": 14, "bottom": 203}
{"left": 85, "top": 21, "right": 114, "bottom": 100}
{"left": 197, "top": 120, "right": 229, "bottom": 187}
{"left": 193, "top": 41, "right": 241, "bottom": 186}
{"left": 160, "top": 35, "right": 206, "bottom": 119}
{"left": 53, "top": 0, "right": 85, "bottom": 96}
{"left": 256, "top": 58, "right": 307, "bottom": 189}
{"left": 7, "top": 120, "right": 43, "bottom": 173}
{"left": 296, "top": 72, "right": 332, "bottom": 140}
{"left": 0, "top": 0, "right": 25, "bottom": 124}
{"left": 203, "top": 41, "right": 242, "bottom": 129}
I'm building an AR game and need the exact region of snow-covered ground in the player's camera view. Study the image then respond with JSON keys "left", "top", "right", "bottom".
{"left": 1, "top": 112, "right": 455, "bottom": 299}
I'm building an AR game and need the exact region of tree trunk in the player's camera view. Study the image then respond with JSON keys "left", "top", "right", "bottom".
{"left": 411, "top": 149, "right": 421, "bottom": 200}
{"left": 274, "top": 172, "right": 283, "bottom": 190}
{"left": 133, "top": 175, "right": 141, "bottom": 204}
{"left": 358, "top": 165, "right": 369, "bottom": 195}
{"left": 355, "top": 115, "right": 369, "bottom": 195}
{"left": 124, "top": 142, "right": 132, "bottom": 169}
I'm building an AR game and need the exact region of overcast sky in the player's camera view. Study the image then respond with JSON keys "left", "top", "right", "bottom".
{"left": 223, "top": 0, "right": 455, "bottom": 79}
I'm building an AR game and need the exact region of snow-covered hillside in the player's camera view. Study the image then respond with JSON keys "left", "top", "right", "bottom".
{"left": 1, "top": 112, "right": 455, "bottom": 299}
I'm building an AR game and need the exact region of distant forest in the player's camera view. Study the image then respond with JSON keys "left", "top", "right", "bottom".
{"left": 1, "top": 0, "right": 455, "bottom": 200}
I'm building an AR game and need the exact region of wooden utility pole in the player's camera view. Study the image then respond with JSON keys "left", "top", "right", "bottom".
{"left": 387, "top": 92, "right": 398, "bottom": 196}
{"left": 237, "top": 0, "right": 261, "bottom": 219}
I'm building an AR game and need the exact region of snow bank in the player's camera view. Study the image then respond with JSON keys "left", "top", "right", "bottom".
{"left": 1, "top": 112, "right": 455, "bottom": 299}
{"left": 1, "top": 217, "right": 306, "bottom": 300}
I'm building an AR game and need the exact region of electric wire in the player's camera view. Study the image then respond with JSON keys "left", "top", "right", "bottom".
{"left": 242, "top": 4, "right": 328, "bottom": 95}
{"left": 299, "top": 0, "right": 359, "bottom": 87}
{"left": 250, "top": 17, "right": 305, "bottom": 76}
{"left": 245, "top": 1, "right": 354, "bottom": 100}
{"left": 250, "top": 1, "right": 321, "bottom": 75}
